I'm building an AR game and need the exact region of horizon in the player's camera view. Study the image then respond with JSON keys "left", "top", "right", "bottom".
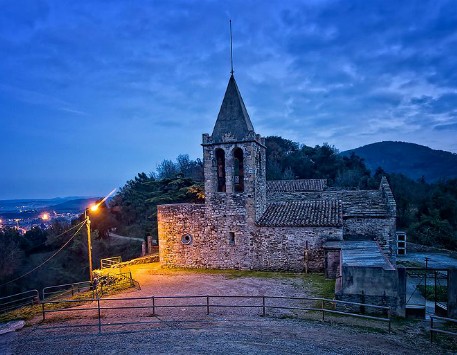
{"left": 2, "top": 0, "right": 457, "bottom": 199}
{"left": 2, "top": 138, "right": 457, "bottom": 200}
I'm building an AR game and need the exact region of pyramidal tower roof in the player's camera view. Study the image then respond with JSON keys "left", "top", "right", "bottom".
{"left": 211, "top": 74, "right": 255, "bottom": 142}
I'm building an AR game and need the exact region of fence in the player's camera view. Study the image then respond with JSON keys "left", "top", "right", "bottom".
{"left": 40, "top": 294, "right": 391, "bottom": 333}
{"left": 0, "top": 289, "right": 39, "bottom": 314}
{"left": 42, "top": 281, "right": 93, "bottom": 301}
{"left": 430, "top": 315, "right": 457, "bottom": 343}
{"left": 100, "top": 256, "right": 122, "bottom": 269}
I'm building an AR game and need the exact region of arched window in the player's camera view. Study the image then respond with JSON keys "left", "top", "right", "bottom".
{"left": 233, "top": 148, "right": 244, "bottom": 192}
{"left": 215, "top": 148, "right": 226, "bottom": 192}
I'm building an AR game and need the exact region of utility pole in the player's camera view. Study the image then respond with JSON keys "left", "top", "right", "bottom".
{"left": 424, "top": 257, "right": 429, "bottom": 302}
{"left": 85, "top": 210, "right": 94, "bottom": 283}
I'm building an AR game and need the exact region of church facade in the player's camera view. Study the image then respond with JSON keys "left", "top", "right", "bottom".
{"left": 157, "top": 75, "right": 396, "bottom": 274}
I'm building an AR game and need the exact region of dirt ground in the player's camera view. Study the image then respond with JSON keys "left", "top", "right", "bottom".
{"left": 0, "top": 263, "right": 454, "bottom": 354}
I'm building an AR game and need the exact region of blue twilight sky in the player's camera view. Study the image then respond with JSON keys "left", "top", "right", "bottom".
{"left": 1, "top": 0, "right": 457, "bottom": 199}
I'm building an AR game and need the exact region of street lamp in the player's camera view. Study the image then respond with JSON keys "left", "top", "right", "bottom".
{"left": 83, "top": 189, "right": 116, "bottom": 283}
{"left": 85, "top": 203, "right": 99, "bottom": 283}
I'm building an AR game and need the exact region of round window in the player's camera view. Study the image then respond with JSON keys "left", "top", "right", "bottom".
{"left": 181, "top": 234, "right": 193, "bottom": 245}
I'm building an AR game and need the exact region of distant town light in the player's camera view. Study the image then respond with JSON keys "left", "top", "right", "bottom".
{"left": 41, "top": 213, "right": 50, "bottom": 221}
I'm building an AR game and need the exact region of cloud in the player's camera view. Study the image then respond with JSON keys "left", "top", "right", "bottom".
{"left": 2, "top": 0, "right": 457, "bottom": 198}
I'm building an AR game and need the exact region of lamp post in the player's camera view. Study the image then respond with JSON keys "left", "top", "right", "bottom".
{"left": 83, "top": 189, "right": 116, "bottom": 283}
{"left": 85, "top": 204, "right": 99, "bottom": 283}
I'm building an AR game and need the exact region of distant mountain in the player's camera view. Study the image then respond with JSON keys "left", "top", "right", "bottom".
{"left": 0, "top": 197, "right": 97, "bottom": 213}
{"left": 341, "top": 141, "right": 457, "bottom": 182}
{"left": 50, "top": 198, "right": 98, "bottom": 212}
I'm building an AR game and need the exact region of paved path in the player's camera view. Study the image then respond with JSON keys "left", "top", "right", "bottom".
{"left": 108, "top": 232, "right": 144, "bottom": 243}
{"left": 399, "top": 252, "right": 457, "bottom": 269}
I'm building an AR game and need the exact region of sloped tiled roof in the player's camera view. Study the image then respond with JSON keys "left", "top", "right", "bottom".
{"left": 258, "top": 200, "right": 342, "bottom": 227}
{"left": 340, "top": 191, "right": 388, "bottom": 217}
{"left": 266, "top": 179, "right": 327, "bottom": 192}
{"left": 211, "top": 75, "right": 254, "bottom": 142}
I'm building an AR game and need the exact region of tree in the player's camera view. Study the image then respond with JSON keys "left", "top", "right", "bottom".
{"left": 156, "top": 160, "right": 179, "bottom": 179}
{"left": 110, "top": 175, "right": 203, "bottom": 239}
{"left": 0, "top": 228, "right": 24, "bottom": 285}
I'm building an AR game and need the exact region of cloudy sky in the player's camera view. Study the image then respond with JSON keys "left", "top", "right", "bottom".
{"left": 1, "top": 0, "right": 457, "bottom": 199}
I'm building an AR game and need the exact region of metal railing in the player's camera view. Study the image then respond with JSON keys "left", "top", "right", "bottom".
{"left": 96, "top": 271, "right": 140, "bottom": 291}
{"left": 0, "top": 273, "right": 139, "bottom": 316}
{"left": 42, "top": 281, "right": 93, "bottom": 301}
{"left": 100, "top": 256, "right": 122, "bottom": 269}
{"left": 0, "top": 289, "right": 40, "bottom": 314}
{"left": 41, "top": 272, "right": 139, "bottom": 302}
{"left": 430, "top": 315, "right": 457, "bottom": 343}
{"left": 40, "top": 294, "right": 391, "bottom": 333}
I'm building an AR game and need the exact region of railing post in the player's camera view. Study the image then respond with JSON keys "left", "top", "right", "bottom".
{"left": 206, "top": 296, "right": 210, "bottom": 315}
{"left": 388, "top": 308, "right": 391, "bottom": 333}
{"left": 42, "top": 302, "right": 45, "bottom": 321}
{"left": 262, "top": 296, "right": 266, "bottom": 317}
{"left": 430, "top": 317, "right": 434, "bottom": 343}
{"left": 97, "top": 298, "right": 102, "bottom": 334}
{"left": 152, "top": 296, "right": 155, "bottom": 316}
{"left": 322, "top": 299, "right": 325, "bottom": 321}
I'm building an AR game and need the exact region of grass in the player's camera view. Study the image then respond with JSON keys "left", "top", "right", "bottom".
{"left": 302, "top": 273, "right": 335, "bottom": 299}
{"left": 152, "top": 266, "right": 299, "bottom": 278}
{"left": 417, "top": 285, "right": 447, "bottom": 302}
{"left": 0, "top": 291, "right": 93, "bottom": 323}
{"left": 0, "top": 276, "right": 139, "bottom": 324}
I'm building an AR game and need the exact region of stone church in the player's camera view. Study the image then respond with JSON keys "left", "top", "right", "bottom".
{"left": 158, "top": 74, "right": 397, "bottom": 275}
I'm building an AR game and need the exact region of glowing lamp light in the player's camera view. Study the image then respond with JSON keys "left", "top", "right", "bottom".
{"left": 90, "top": 204, "right": 99, "bottom": 212}
{"left": 41, "top": 213, "right": 50, "bottom": 221}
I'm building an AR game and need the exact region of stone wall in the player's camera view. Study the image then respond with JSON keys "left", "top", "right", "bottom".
{"left": 379, "top": 177, "right": 397, "bottom": 263}
{"left": 343, "top": 217, "right": 396, "bottom": 261}
{"left": 157, "top": 203, "right": 207, "bottom": 268}
{"left": 158, "top": 200, "right": 257, "bottom": 270}
{"left": 158, "top": 201, "right": 343, "bottom": 271}
{"left": 252, "top": 226, "right": 343, "bottom": 272}
{"left": 324, "top": 249, "right": 341, "bottom": 279}
{"left": 335, "top": 265, "right": 402, "bottom": 315}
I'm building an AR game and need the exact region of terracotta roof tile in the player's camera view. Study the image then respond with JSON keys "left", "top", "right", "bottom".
{"left": 340, "top": 191, "right": 388, "bottom": 217}
{"left": 258, "top": 200, "right": 342, "bottom": 227}
{"left": 266, "top": 179, "right": 327, "bottom": 192}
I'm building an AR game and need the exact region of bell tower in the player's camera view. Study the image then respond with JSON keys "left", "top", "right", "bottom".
{"left": 202, "top": 74, "right": 266, "bottom": 222}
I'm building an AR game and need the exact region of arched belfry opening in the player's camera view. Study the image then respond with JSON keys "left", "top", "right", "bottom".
{"left": 233, "top": 147, "right": 244, "bottom": 192}
{"left": 216, "top": 148, "right": 226, "bottom": 192}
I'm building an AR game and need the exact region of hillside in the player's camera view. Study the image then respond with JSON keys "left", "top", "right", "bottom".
{"left": 341, "top": 141, "right": 457, "bottom": 182}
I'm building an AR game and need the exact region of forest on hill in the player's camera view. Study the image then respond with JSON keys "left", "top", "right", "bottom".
{"left": 342, "top": 141, "right": 457, "bottom": 182}
{"left": 1, "top": 136, "right": 456, "bottom": 295}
